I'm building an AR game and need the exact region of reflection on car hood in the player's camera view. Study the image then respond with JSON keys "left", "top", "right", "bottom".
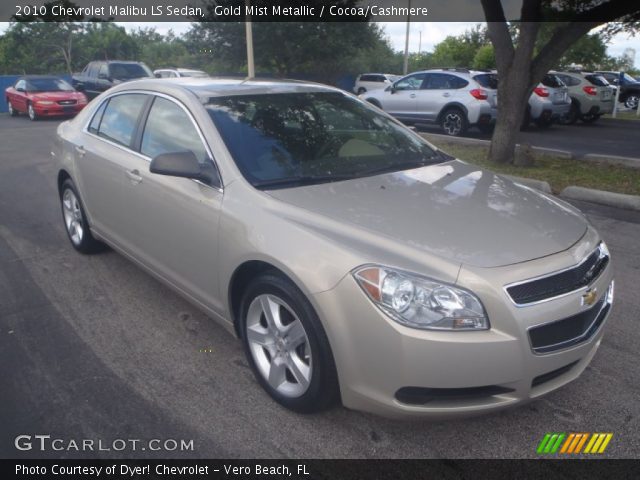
{"left": 268, "top": 160, "right": 588, "bottom": 268}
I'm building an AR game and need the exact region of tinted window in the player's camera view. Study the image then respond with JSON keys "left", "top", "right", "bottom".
{"left": 87, "top": 63, "right": 99, "bottom": 78}
{"left": 360, "top": 75, "right": 375, "bottom": 82}
{"left": 98, "top": 64, "right": 108, "bottom": 77}
{"left": 585, "top": 75, "right": 609, "bottom": 87}
{"left": 97, "top": 94, "right": 147, "bottom": 147}
{"left": 394, "top": 73, "right": 427, "bottom": 90}
{"left": 473, "top": 74, "right": 498, "bottom": 89}
{"left": 542, "top": 74, "right": 564, "bottom": 88}
{"left": 425, "top": 74, "right": 468, "bottom": 89}
{"left": 26, "top": 77, "right": 74, "bottom": 92}
{"left": 141, "top": 97, "right": 208, "bottom": 163}
{"left": 558, "top": 74, "right": 580, "bottom": 86}
{"left": 108, "top": 63, "right": 153, "bottom": 80}
{"left": 88, "top": 100, "right": 108, "bottom": 134}
{"left": 206, "top": 92, "right": 440, "bottom": 187}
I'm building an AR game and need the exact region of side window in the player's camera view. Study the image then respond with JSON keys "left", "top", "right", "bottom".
{"left": 98, "top": 64, "right": 109, "bottom": 78}
{"left": 88, "top": 100, "right": 108, "bottom": 134}
{"left": 394, "top": 73, "right": 426, "bottom": 91}
{"left": 15, "top": 80, "right": 26, "bottom": 90}
{"left": 425, "top": 74, "right": 468, "bottom": 90}
{"left": 97, "top": 94, "right": 148, "bottom": 147}
{"left": 360, "top": 75, "right": 373, "bottom": 82}
{"left": 87, "top": 63, "right": 98, "bottom": 78}
{"left": 141, "top": 97, "right": 208, "bottom": 164}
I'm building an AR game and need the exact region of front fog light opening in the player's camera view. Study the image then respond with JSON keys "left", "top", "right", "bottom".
{"left": 354, "top": 265, "right": 489, "bottom": 331}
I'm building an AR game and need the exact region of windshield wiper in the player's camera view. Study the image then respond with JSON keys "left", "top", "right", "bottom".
{"left": 253, "top": 173, "right": 357, "bottom": 190}
{"left": 360, "top": 157, "right": 443, "bottom": 177}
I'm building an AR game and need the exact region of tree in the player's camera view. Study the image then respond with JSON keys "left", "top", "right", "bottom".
{"left": 481, "top": 0, "right": 640, "bottom": 164}
{"left": 473, "top": 44, "right": 496, "bottom": 69}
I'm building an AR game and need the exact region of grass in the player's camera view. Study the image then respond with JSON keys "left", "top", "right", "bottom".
{"left": 603, "top": 110, "right": 640, "bottom": 121}
{"left": 427, "top": 140, "right": 640, "bottom": 196}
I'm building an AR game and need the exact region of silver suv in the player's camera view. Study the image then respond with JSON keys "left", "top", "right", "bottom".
{"left": 553, "top": 72, "right": 614, "bottom": 124}
{"left": 361, "top": 69, "right": 497, "bottom": 136}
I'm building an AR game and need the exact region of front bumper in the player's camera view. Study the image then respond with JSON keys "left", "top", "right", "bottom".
{"left": 34, "top": 103, "right": 86, "bottom": 116}
{"left": 312, "top": 229, "right": 613, "bottom": 418}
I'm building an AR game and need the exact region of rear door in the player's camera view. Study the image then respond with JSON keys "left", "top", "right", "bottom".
{"left": 123, "top": 95, "right": 225, "bottom": 312}
{"left": 75, "top": 93, "right": 151, "bottom": 251}
{"left": 416, "top": 73, "right": 468, "bottom": 121}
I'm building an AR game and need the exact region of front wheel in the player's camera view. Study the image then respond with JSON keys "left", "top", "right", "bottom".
{"left": 240, "top": 273, "right": 340, "bottom": 413}
{"left": 7, "top": 100, "right": 17, "bottom": 117}
{"left": 357, "top": 87, "right": 366, "bottom": 95}
{"left": 27, "top": 102, "right": 38, "bottom": 121}
{"left": 440, "top": 109, "right": 468, "bottom": 136}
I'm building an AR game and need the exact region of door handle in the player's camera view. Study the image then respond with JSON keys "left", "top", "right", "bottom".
{"left": 409, "top": 93, "right": 417, "bottom": 98}
{"left": 125, "top": 169, "right": 143, "bottom": 185}
{"left": 75, "top": 145, "right": 86, "bottom": 157}
{"left": 442, "top": 92, "right": 451, "bottom": 97}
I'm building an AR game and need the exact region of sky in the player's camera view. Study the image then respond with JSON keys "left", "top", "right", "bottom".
{"left": 0, "top": 21, "right": 638, "bottom": 67}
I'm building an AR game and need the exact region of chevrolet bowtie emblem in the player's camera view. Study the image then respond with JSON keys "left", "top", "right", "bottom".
{"left": 582, "top": 288, "right": 598, "bottom": 306}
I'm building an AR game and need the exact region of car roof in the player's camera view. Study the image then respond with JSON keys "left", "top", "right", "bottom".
{"left": 109, "top": 77, "right": 341, "bottom": 100}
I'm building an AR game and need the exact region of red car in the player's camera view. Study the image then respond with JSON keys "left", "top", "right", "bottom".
{"left": 5, "top": 76, "right": 88, "bottom": 121}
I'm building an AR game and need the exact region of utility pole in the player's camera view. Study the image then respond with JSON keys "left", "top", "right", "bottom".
{"left": 402, "top": 0, "right": 411, "bottom": 75}
{"left": 245, "top": 0, "right": 255, "bottom": 78}
{"left": 418, "top": 30, "right": 422, "bottom": 55}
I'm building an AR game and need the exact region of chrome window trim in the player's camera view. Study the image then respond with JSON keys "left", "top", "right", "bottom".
{"left": 526, "top": 281, "right": 613, "bottom": 355}
{"left": 502, "top": 242, "right": 608, "bottom": 308}
{"left": 81, "top": 89, "right": 223, "bottom": 193}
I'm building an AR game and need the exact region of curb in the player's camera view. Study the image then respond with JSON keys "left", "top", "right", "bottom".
{"left": 420, "top": 133, "right": 574, "bottom": 159}
{"left": 502, "top": 175, "right": 552, "bottom": 194}
{"left": 560, "top": 186, "right": 640, "bottom": 212}
{"left": 581, "top": 153, "right": 640, "bottom": 170}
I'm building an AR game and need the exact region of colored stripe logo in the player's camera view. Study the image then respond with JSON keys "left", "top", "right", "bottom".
{"left": 537, "top": 433, "right": 613, "bottom": 454}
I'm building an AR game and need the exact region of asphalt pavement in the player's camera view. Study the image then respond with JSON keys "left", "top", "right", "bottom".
{"left": 418, "top": 116, "right": 640, "bottom": 159}
{"left": 1, "top": 114, "right": 639, "bottom": 459}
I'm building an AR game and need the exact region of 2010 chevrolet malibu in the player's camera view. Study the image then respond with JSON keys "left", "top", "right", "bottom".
{"left": 52, "top": 78, "right": 614, "bottom": 418}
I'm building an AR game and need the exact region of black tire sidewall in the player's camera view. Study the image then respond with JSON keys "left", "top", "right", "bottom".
{"left": 239, "top": 273, "right": 339, "bottom": 413}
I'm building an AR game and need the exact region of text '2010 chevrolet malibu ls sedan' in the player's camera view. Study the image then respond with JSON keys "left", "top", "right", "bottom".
{"left": 52, "top": 78, "right": 614, "bottom": 418}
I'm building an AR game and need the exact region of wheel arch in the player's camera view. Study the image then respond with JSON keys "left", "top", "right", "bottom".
{"left": 57, "top": 169, "right": 72, "bottom": 197}
{"left": 436, "top": 102, "right": 468, "bottom": 123}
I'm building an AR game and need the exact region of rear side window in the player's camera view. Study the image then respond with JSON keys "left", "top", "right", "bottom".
{"left": 585, "top": 75, "right": 609, "bottom": 87}
{"left": 557, "top": 74, "right": 580, "bottom": 87}
{"left": 425, "top": 74, "right": 468, "bottom": 89}
{"left": 360, "top": 75, "right": 375, "bottom": 82}
{"left": 141, "top": 97, "right": 208, "bottom": 163}
{"left": 96, "top": 94, "right": 148, "bottom": 147}
{"left": 88, "top": 100, "right": 108, "bottom": 134}
{"left": 473, "top": 74, "right": 498, "bottom": 89}
{"left": 542, "top": 75, "right": 564, "bottom": 88}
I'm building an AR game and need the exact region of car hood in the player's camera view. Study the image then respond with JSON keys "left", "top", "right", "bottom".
{"left": 267, "top": 160, "right": 588, "bottom": 268}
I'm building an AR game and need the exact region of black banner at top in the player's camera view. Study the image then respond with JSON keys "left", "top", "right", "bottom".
{"left": 3, "top": 0, "right": 640, "bottom": 23}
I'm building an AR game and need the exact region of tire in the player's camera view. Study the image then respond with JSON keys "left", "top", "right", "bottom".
{"left": 59, "top": 179, "right": 105, "bottom": 254}
{"left": 580, "top": 113, "right": 601, "bottom": 124}
{"left": 366, "top": 98, "right": 381, "bottom": 109}
{"left": 440, "top": 108, "right": 468, "bottom": 136}
{"left": 558, "top": 101, "right": 579, "bottom": 125}
{"left": 624, "top": 94, "right": 639, "bottom": 110}
{"left": 356, "top": 87, "right": 366, "bottom": 95}
{"left": 239, "top": 272, "right": 340, "bottom": 413}
{"left": 7, "top": 100, "right": 17, "bottom": 117}
{"left": 27, "top": 102, "right": 37, "bottom": 121}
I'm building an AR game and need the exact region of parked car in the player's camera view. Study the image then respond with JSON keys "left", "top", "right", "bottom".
{"left": 72, "top": 61, "right": 154, "bottom": 99}
{"left": 154, "top": 68, "right": 209, "bottom": 78}
{"left": 553, "top": 71, "right": 614, "bottom": 123}
{"left": 5, "top": 76, "right": 87, "bottom": 121}
{"left": 353, "top": 73, "right": 399, "bottom": 95}
{"left": 53, "top": 78, "right": 614, "bottom": 418}
{"left": 594, "top": 71, "right": 640, "bottom": 109}
{"left": 362, "top": 68, "right": 497, "bottom": 136}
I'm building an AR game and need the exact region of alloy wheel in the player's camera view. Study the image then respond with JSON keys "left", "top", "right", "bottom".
{"left": 624, "top": 95, "right": 639, "bottom": 110}
{"left": 245, "top": 294, "right": 312, "bottom": 398}
{"left": 28, "top": 103, "right": 36, "bottom": 121}
{"left": 442, "top": 112, "right": 463, "bottom": 136}
{"left": 62, "top": 189, "right": 84, "bottom": 246}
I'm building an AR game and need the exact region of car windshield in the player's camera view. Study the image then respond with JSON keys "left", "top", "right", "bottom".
{"left": 621, "top": 73, "right": 637, "bottom": 83}
{"left": 206, "top": 91, "right": 442, "bottom": 189}
{"left": 26, "top": 78, "right": 74, "bottom": 92}
{"left": 109, "top": 63, "right": 153, "bottom": 80}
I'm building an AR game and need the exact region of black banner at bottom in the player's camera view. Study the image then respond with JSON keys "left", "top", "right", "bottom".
{"left": 4, "top": 459, "right": 640, "bottom": 480}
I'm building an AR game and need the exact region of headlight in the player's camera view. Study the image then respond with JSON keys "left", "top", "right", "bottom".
{"left": 36, "top": 100, "right": 54, "bottom": 105}
{"left": 353, "top": 266, "right": 489, "bottom": 331}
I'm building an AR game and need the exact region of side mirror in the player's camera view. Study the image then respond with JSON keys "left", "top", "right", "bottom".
{"left": 150, "top": 151, "right": 219, "bottom": 186}
{"left": 388, "top": 85, "right": 396, "bottom": 93}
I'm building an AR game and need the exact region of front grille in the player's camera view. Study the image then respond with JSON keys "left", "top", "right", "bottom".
{"left": 57, "top": 100, "right": 77, "bottom": 105}
{"left": 395, "top": 385, "right": 515, "bottom": 405}
{"left": 528, "top": 296, "right": 610, "bottom": 354}
{"left": 506, "top": 243, "right": 609, "bottom": 305}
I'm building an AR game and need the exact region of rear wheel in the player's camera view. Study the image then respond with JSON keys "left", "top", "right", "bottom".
{"left": 624, "top": 94, "right": 639, "bottom": 110}
{"left": 240, "top": 273, "right": 340, "bottom": 413}
{"left": 560, "top": 101, "right": 579, "bottom": 125}
{"left": 59, "top": 179, "right": 105, "bottom": 254}
{"left": 357, "top": 87, "right": 366, "bottom": 95}
{"left": 7, "top": 100, "right": 17, "bottom": 117}
{"left": 440, "top": 108, "right": 468, "bottom": 136}
{"left": 27, "top": 102, "right": 37, "bottom": 121}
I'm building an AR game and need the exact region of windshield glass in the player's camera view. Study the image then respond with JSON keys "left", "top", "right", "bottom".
{"left": 26, "top": 78, "right": 74, "bottom": 92}
{"left": 622, "top": 73, "right": 637, "bottom": 83}
{"left": 206, "top": 91, "right": 442, "bottom": 189}
{"left": 109, "top": 63, "right": 153, "bottom": 80}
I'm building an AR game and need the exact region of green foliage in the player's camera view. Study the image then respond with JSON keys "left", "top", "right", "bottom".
{"left": 472, "top": 44, "right": 496, "bottom": 70}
